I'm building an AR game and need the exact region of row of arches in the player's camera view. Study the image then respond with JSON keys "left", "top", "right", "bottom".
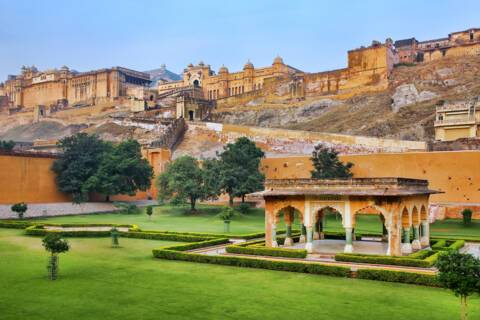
{"left": 268, "top": 201, "right": 430, "bottom": 256}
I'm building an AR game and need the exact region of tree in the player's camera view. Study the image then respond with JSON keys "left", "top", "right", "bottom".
{"left": 84, "top": 139, "right": 153, "bottom": 201}
{"left": 146, "top": 205, "right": 153, "bottom": 220}
{"left": 0, "top": 140, "right": 15, "bottom": 151}
{"left": 218, "top": 206, "right": 236, "bottom": 233}
{"left": 310, "top": 144, "right": 353, "bottom": 179}
{"left": 11, "top": 202, "right": 27, "bottom": 219}
{"left": 52, "top": 133, "right": 108, "bottom": 203}
{"left": 436, "top": 251, "right": 480, "bottom": 320}
{"left": 42, "top": 234, "right": 70, "bottom": 280}
{"left": 156, "top": 156, "right": 219, "bottom": 212}
{"left": 217, "top": 137, "right": 265, "bottom": 206}
{"left": 462, "top": 209, "right": 473, "bottom": 226}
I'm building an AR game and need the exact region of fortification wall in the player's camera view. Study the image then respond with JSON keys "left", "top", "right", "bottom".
{"left": 0, "top": 153, "right": 70, "bottom": 203}
{"left": 423, "top": 42, "right": 480, "bottom": 63}
{"left": 186, "top": 122, "right": 426, "bottom": 156}
{"left": 261, "top": 151, "right": 480, "bottom": 206}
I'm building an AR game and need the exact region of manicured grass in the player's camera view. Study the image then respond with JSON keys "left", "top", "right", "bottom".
{"left": 1, "top": 228, "right": 477, "bottom": 320}
{"left": 32, "top": 205, "right": 480, "bottom": 239}
{"left": 33, "top": 204, "right": 266, "bottom": 235}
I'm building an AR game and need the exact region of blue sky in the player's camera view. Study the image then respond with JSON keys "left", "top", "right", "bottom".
{"left": 0, "top": 0, "right": 479, "bottom": 80}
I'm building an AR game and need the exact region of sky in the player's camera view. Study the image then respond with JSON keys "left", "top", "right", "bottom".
{"left": 1, "top": 0, "right": 479, "bottom": 80}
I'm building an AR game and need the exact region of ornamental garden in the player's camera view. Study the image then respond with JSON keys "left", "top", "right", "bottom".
{"left": 1, "top": 136, "right": 480, "bottom": 320}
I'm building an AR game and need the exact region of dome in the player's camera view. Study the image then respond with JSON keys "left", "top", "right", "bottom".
{"left": 188, "top": 63, "right": 194, "bottom": 68}
{"left": 243, "top": 60, "right": 254, "bottom": 69}
{"left": 219, "top": 65, "right": 229, "bottom": 74}
{"left": 198, "top": 61, "right": 205, "bottom": 66}
{"left": 273, "top": 55, "right": 284, "bottom": 65}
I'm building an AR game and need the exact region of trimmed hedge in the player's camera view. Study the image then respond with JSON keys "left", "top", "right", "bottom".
{"left": 25, "top": 225, "right": 111, "bottom": 237}
{"left": 431, "top": 239, "right": 465, "bottom": 251}
{"left": 226, "top": 243, "right": 307, "bottom": 258}
{"left": 335, "top": 253, "right": 433, "bottom": 268}
{"left": 356, "top": 269, "right": 439, "bottom": 287}
{"left": 0, "top": 220, "right": 34, "bottom": 229}
{"left": 153, "top": 247, "right": 350, "bottom": 278}
{"left": 120, "top": 231, "right": 217, "bottom": 242}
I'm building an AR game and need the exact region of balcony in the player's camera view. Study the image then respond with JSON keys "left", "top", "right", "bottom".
{"left": 436, "top": 104, "right": 473, "bottom": 113}
{"left": 434, "top": 116, "right": 477, "bottom": 127}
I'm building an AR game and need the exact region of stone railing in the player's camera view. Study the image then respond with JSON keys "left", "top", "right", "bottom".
{"left": 264, "top": 178, "right": 429, "bottom": 189}
{"left": 434, "top": 116, "right": 476, "bottom": 126}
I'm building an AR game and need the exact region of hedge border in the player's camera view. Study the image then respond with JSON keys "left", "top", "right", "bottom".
{"left": 356, "top": 269, "right": 439, "bottom": 287}
{"left": 226, "top": 236, "right": 307, "bottom": 259}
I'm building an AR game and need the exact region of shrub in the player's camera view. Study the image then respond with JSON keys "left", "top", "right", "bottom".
{"left": 42, "top": 233, "right": 70, "bottom": 280}
{"left": 0, "top": 220, "right": 34, "bottom": 229}
{"left": 11, "top": 202, "right": 28, "bottom": 219}
{"left": 113, "top": 202, "right": 140, "bottom": 214}
{"left": 432, "top": 239, "right": 447, "bottom": 250}
{"left": 461, "top": 209, "right": 473, "bottom": 225}
{"left": 356, "top": 269, "right": 439, "bottom": 287}
{"left": 236, "top": 203, "right": 251, "bottom": 215}
{"left": 335, "top": 253, "right": 434, "bottom": 268}
{"left": 146, "top": 206, "right": 153, "bottom": 220}
{"left": 226, "top": 242, "right": 307, "bottom": 258}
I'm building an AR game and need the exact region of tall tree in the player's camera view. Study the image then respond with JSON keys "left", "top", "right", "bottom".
{"left": 217, "top": 137, "right": 265, "bottom": 205}
{"left": 310, "top": 144, "right": 353, "bottom": 179}
{"left": 84, "top": 139, "right": 153, "bottom": 201}
{"left": 52, "top": 133, "right": 108, "bottom": 203}
{"left": 436, "top": 251, "right": 480, "bottom": 320}
{"left": 0, "top": 140, "right": 15, "bottom": 151}
{"left": 156, "top": 156, "right": 220, "bottom": 211}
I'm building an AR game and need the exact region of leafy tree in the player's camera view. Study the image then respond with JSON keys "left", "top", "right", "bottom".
{"left": 42, "top": 234, "right": 70, "bottom": 280}
{"left": 0, "top": 140, "right": 15, "bottom": 151}
{"left": 217, "top": 137, "right": 265, "bottom": 205}
{"left": 83, "top": 139, "right": 153, "bottom": 201}
{"left": 146, "top": 205, "right": 153, "bottom": 220}
{"left": 113, "top": 202, "right": 140, "bottom": 214}
{"left": 310, "top": 144, "right": 353, "bottom": 179}
{"left": 436, "top": 251, "right": 480, "bottom": 320}
{"left": 156, "top": 156, "right": 219, "bottom": 212}
{"left": 218, "top": 206, "right": 236, "bottom": 233}
{"left": 11, "top": 202, "right": 27, "bottom": 219}
{"left": 462, "top": 209, "right": 473, "bottom": 226}
{"left": 52, "top": 133, "right": 108, "bottom": 203}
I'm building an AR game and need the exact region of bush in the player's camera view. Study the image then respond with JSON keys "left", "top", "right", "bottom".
{"left": 0, "top": 220, "right": 34, "bottom": 229}
{"left": 236, "top": 203, "right": 251, "bottom": 215}
{"left": 432, "top": 239, "right": 465, "bottom": 251}
{"left": 11, "top": 202, "right": 28, "bottom": 219}
{"left": 356, "top": 269, "right": 439, "bottom": 287}
{"left": 113, "top": 202, "right": 140, "bottom": 214}
{"left": 226, "top": 242, "right": 307, "bottom": 258}
{"left": 335, "top": 253, "right": 435, "bottom": 268}
{"left": 461, "top": 209, "right": 473, "bottom": 225}
{"left": 152, "top": 248, "right": 350, "bottom": 278}
{"left": 120, "top": 231, "right": 218, "bottom": 242}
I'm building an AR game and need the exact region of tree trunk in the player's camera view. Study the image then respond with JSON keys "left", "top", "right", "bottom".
{"left": 106, "top": 195, "right": 110, "bottom": 202}
{"left": 241, "top": 194, "right": 245, "bottom": 203}
{"left": 190, "top": 197, "right": 196, "bottom": 212}
{"left": 461, "top": 295, "right": 468, "bottom": 320}
{"left": 229, "top": 195, "right": 234, "bottom": 207}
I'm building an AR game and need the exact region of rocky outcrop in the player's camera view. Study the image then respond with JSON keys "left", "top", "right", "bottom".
{"left": 391, "top": 84, "right": 438, "bottom": 112}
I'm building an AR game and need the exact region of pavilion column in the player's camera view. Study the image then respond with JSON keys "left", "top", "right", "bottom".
{"left": 283, "top": 208, "right": 294, "bottom": 247}
{"left": 386, "top": 210, "right": 402, "bottom": 256}
{"left": 305, "top": 226, "right": 313, "bottom": 253}
{"left": 343, "top": 200, "right": 353, "bottom": 253}
{"left": 420, "top": 220, "right": 430, "bottom": 247}
{"left": 344, "top": 227, "right": 353, "bottom": 253}
{"left": 411, "top": 224, "right": 421, "bottom": 250}
{"left": 401, "top": 226, "right": 413, "bottom": 254}
{"left": 299, "top": 224, "right": 306, "bottom": 243}
{"left": 271, "top": 223, "right": 278, "bottom": 248}
{"left": 304, "top": 201, "right": 313, "bottom": 253}
{"left": 319, "top": 214, "right": 325, "bottom": 239}
{"left": 313, "top": 219, "right": 320, "bottom": 240}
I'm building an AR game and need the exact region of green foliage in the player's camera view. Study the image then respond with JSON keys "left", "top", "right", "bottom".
{"left": 310, "top": 144, "right": 353, "bottom": 179}
{"left": 110, "top": 227, "right": 120, "bottom": 247}
{"left": 236, "top": 203, "right": 251, "bottom": 215}
{"left": 462, "top": 209, "right": 473, "bottom": 225}
{"left": 42, "top": 233, "right": 70, "bottom": 254}
{"left": 52, "top": 134, "right": 153, "bottom": 203}
{"left": 146, "top": 206, "right": 153, "bottom": 219}
{"left": 0, "top": 220, "right": 33, "bottom": 229}
{"left": 0, "top": 140, "right": 15, "bottom": 151}
{"left": 436, "top": 251, "right": 480, "bottom": 297}
{"left": 52, "top": 133, "right": 108, "bottom": 203}
{"left": 335, "top": 252, "right": 436, "bottom": 268}
{"left": 11, "top": 202, "right": 27, "bottom": 219}
{"left": 218, "top": 207, "right": 236, "bottom": 221}
{"left": 216, "top": 137, "right": 265, "bottom": 205}
{"left": 83, "top": 139, "right": 153, "bottom": 200}
{"left": 431, "top": 239, "right": 465, "bottom": 251}
{"left": 114, "top": 202, "right": 140, "bottom": 214}
{"left": 226, "top": 240, "right": 308, "bottom": 258}
{"left": 156, "top": 156, "right": 220, "bottom": 211}
{"left": 356, "top": 269, "right": 439, "bottom": 287}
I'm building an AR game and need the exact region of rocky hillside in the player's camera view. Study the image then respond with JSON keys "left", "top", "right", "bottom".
{"left": 216, "top": 55, "right": 480, "bottom": 141}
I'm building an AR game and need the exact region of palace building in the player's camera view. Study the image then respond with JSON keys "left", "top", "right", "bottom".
{"left": 2, "top": 65, "right": 151, "bottom": 111}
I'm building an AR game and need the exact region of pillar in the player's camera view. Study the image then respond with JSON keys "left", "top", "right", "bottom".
{"left": 284, "top": 223, "right": 293, "bottom": 246}
{"left": 319, "top": 214, "right": 325, "bottom": 239}
{"left": 305, "top": 226, "right": 313, "bottom": 253}
{"left": 411, "top": 225, "right": 421, "bottom": 250}
{"left": 344, "top": 227, "right": 353, "bottom": 253}
{"left": 272, "top": 223, "right": 278, "bottom": 248}
{"left": 401, "top": 227, "right": 412, "bottom": 254}
{"left": 420, "top": 221, "right": 430, "bottom": 247}
{"left": 313, "top": 219, "right": 320, "bottom": 240}
{"left": 299, "top": 224, "right": 306, "bottom": 243}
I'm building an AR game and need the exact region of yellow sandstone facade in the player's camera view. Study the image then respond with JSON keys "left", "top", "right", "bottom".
{"left": 434, "top": 100, "right": 480, "bottom": 141}
{"left": 3, "top": 66, "right": 150, "bottom": 111}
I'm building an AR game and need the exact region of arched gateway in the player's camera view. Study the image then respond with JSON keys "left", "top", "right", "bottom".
{"left": 251, "top": 178, "right": 440, "bottom": 256}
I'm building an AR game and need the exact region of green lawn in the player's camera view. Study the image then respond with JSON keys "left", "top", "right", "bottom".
{"left": 33, "top": 205, "right": 480, "bottom": 239}
{"left": 1, "top": 228, "right": 477, "bottom": 320}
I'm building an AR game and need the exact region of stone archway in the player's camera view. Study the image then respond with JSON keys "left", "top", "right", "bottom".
{"left": 188, "top": 110, "right": 194, "bottom": 121}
